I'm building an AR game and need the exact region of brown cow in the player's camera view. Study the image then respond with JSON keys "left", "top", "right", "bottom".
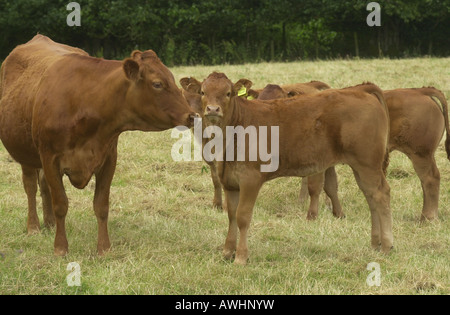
{"left": 0, "top": 35, "right": 197, "bottom": 256}
{"left": 295, "top": 87, "right": 450, "bottom": 221}
{"left": 194, "top": 72, "right": 392, "bottom": 264}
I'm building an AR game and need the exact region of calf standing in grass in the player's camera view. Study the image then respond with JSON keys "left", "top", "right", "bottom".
{"left": 193, "top": 72, "right": 392, "bottom": 264}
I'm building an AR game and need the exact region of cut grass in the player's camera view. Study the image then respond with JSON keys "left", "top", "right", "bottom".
{"left": 0, "top": 58, "right": 449, "bottom": 295}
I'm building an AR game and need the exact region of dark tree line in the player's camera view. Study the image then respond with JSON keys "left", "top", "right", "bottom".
{"left": 0, "top": 0, "right": 449, "bottom": 65}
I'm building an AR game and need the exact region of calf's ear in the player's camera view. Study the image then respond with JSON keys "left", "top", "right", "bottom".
{"left": 287, "top": 90, "right": 301, "bottom": 97}
{"left": 233, "top": 79, "right": 253, "bottom": 95}
{"left": 131, "top": 50, "right": 143, "bottom": 61}
{"left": 247, "top": 89, "right": 259, "bottom": 99}
{"left": 180, "top": 77, "right": 202, "bottom": 94}
{"left": 123, "top": 58, "right": 140, "bottom": 81}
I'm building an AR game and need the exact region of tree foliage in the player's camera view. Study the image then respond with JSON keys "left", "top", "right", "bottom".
{"left": 0, "top": 0, "right": 448, "bottom": 64}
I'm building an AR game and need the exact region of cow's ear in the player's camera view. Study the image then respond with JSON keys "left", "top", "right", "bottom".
{"left": 233, "top": 79, "right": 253, "bottom": 96}
{"left": 247, "top": 89, "right": 259, "bottom": 100}
{"left": 180, "top": 77, "right": 202, "bottom": 94}
{"left": 123, "top": 58, "right": 140, "bottom": 81}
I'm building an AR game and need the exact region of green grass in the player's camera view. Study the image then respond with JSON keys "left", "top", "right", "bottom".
{"left": 1, "top": 58, "right": 449, "bottom": 295}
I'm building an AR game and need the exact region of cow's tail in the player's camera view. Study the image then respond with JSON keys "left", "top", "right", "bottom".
{"left": 419, "top": 87, "right": 450, "bottom": 160}
{"left": 308, "top": 80, "right": 331, "bottom": 91}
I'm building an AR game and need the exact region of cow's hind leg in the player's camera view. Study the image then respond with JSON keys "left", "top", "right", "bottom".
{"left": 38, "top": 169, "right": 55, "bottom": 229}
{"left": 21, "top": 165, "right": 40, "bottom": 234}
{"left": 93, "top": 145, "right": 118, "bottom": 255}
{"left": 409, "top": 153, "right": 440, "bottom": 221}
{"left": 352, "top": 167, "right": 393, "bottom": 253}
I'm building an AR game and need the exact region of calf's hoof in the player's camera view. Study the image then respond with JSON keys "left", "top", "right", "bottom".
{"left": 54, "top": 247, "right": 68, "bottom": 257}
{"left": 223, "top": 249, "right": 235, "bottom": 261}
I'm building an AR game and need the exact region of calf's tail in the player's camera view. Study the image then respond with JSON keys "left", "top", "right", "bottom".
{"left": 419, "top": 87, "right": 450, "bottom": 161}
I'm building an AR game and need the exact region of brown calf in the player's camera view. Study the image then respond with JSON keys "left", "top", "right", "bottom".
{"left": 180, "top": 76, "right": 253, "bottom": 210}
{"left": 249, "top": 81, "right": 331, "bottom": 100}
{"left": 194, "top": 72, "right": 392, "bottom": 264}
{"left": 252, "top": 83, "right": 343, "bottom": 220}
{"left": 0, "top": 35, "right": 197, "bottom": 255}
{"left": 296, "top": 87, "right": 450, "bottom": 221}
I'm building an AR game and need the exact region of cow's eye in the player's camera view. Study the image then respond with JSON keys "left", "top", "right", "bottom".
{"left": 152, "top": 82, "right": 163, "bottom": 89}
{"left": 201, "top": 91, "right": 205, "bottom": 96}
{"left": 226, "top": 92, "right": 231, "bottom": 97}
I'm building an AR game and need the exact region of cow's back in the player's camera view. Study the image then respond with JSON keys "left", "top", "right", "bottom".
{"left": 0, "top": 35, "right": 88, "bottom": 167}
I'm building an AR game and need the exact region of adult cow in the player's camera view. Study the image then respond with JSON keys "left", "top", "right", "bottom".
{"left": 0, "top": 35, "right": 197, "bottom": 256}
{"left": 194, "top": 72, "right": 392, "bottom": 265}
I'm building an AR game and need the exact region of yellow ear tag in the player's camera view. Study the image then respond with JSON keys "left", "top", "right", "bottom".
{"left": 237, "top": 86, "right": 247, "bottom": 97}
{"left": 247, "top": 95, "right": 255, "bottom": 100}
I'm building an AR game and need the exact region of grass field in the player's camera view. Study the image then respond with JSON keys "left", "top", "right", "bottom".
{"left": 0, "top": 58, "right": 449, "bottom": 295}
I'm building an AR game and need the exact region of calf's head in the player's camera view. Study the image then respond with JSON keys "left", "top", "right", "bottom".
{"left": 182, "top": 72, "right": 252, "bottom": 126}
{"left": 123, "top": 50, "right": 197, "bottom": 130}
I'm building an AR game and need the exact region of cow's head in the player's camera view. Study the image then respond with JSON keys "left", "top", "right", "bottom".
{"left": 123, "top": 50, "right": 197, "bottom": 131}
{"left": 183, "top": 72, "right": 252, "bottom": 126}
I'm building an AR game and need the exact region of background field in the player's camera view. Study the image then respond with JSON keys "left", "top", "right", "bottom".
{"left": 0, "top": 57, "right": 449, "bottom": 295}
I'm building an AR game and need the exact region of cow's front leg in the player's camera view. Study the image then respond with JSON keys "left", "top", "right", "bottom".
{"left": 94, "top": 144, "right": 118, "bottom": 255}
{"left": 42, "top": 157, "right": 69, "bottom": 256}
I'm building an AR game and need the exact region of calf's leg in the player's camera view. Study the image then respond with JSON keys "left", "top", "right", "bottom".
{"left": 209, "top": 163, "right": 224, "bottom": 210}
{"left": 409, "top": 154, "right": 440, "bottom": 221}
{"left": 352, "top": 167, "right": 393, "bottom": 253}
{"left": 223, "top": 189, "right": 240, "bottom": 260}
{"left": 234, "top": 181, "right": 262, "bottom": 265}
{"left": 299, "top": 178, "right": 309, "bottom": 203}
{"left": 306, "top": 172, "right": 325, "bottom": 220}
{"left": 323, "top": 167, "right": 345, "bottom": 218}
